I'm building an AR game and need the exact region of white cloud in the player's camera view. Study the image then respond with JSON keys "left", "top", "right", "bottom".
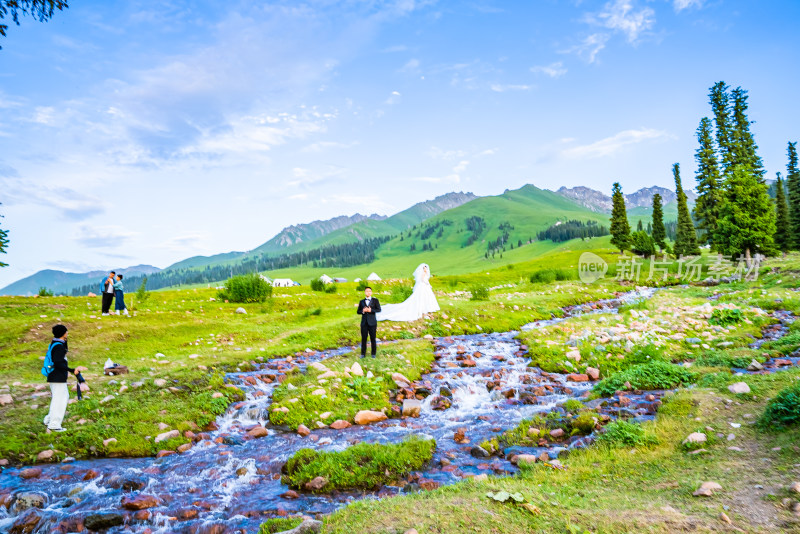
{"left": 74, "top": 225, "right": 138, "bottom": 249}
{"left": 3, "top": 177, "right": 106, "bottom": 220}
{"left": 385, "top": 91, "right": 402, "bottom": 105}
{"left": 490, "top": 84, "right": 533, "bottom": 92}
{"left": 476, "top": 148, "right": 498, "bottom": 157}
{"left": 566, "top": 33, "right": 610, "bottom": 64}
{"left": 587, "top": 0, "right": 656, "bottom": 43}
{"left": 426, "top": 147, "right": 468, "bottom": 161}
{"left": 531, "top": 61, "right": 567, "bottom": 79}
{"left": 156, "top": 233, "right": 212, "bottom": 252}
{"left": 412, "top": 174, "right": 461, "bottom": 184}
{"left": 300, "top": 140, "right": 359, "bottom": 153}
{"left": 673, "top": 0, "right": 704, "bottom": 11}
{"left": 453, "top": 160, "right": 470, "bottom": 173}
{"left": 561, "top": 128, "right": 671, "bottom": 159}
{"left": 399, "top": 58, "right": 420, "bottom": 73}
{"left": 288, "top": 193, "right": 308, "bottom": 200}
{"left": 288, "top": 166, "right": 346, "bottom": 187}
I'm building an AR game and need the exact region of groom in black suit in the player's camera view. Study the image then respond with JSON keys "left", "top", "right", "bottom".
{"left": 357, "top": 286, "right": 381, "bottom": 358}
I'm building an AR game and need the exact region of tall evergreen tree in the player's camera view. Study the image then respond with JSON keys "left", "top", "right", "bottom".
{"left": 673, "top": 163, "right": 700, "bottom": 256}
{"left": 729, "top": 87, "right": 765, "bottom": 181}
{"left": 709, "top": 81, "right": 734, "bottom": 174}
{"left": 636, "top": 219, "right": 643, "bottom": 232}
{"left": 692, "top": 117, "right": 722, "bottom": 248}
{"left": 651, "top": 193, "right": 666, "bottom": 252}
{"left": 785, "top": 142, "right": 800, "bottom": 247}
{"left": 715, "top": 164, "right": 777, "bottom": 262}
{"left": 774, "top": 172, "right": 792, "bottom": 255}
{"left": 609, "top": 182, "right": 631, "bottom": 253}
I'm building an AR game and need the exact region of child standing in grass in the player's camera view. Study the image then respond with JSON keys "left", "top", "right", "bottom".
{"left": 113, "top": 274, "right": 129, "bottom": 316}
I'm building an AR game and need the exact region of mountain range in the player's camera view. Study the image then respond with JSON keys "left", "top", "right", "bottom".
{"left": 1, "top": 186, "right": 672, "bottom": 295}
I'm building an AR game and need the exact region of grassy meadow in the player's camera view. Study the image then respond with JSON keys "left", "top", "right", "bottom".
{"left": 2, "top": 244, "right": 800, "bottom": 533}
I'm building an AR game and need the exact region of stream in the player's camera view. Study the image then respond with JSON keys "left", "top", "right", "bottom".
{"left": 0, "top": 287, "right": 794, "bottom": 534}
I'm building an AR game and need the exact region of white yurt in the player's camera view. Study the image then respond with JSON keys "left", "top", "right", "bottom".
{"left": 319, "top": 274, "right": 334, "bottom": 284}
{"left": 366, "top": 272, "right": 381, "bottom": 281}
{"left": 272, "top": 278, "right": 295, "bottom": 287}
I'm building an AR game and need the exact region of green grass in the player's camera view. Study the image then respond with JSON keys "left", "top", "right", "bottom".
{"left": 593, "top": 361, "right": 696, "bottom": 397}
{"left": 268, "top": 340, "right": 435, "bottom": 430}
{"left": 281, "top": 436, "right": 436, "bottom": 492}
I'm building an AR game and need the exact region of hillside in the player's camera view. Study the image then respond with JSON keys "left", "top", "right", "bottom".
{"left": 555, "top": 185, "right": 695, "bottom": 213}
{"left": 0, "top": 264, "right": 161, "bottom": 296}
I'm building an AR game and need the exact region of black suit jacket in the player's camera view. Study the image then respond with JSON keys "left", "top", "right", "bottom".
{"left": 357, "top": 298, "right": 381, "bottom": 327}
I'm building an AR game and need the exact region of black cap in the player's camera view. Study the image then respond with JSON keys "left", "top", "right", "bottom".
{"left": 52, "top": 324, "right": 68, "bottom": 338}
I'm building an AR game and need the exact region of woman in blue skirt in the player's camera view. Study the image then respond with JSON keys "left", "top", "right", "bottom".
{"left": 113, "top": 274, "right": 129, "bottom": 316}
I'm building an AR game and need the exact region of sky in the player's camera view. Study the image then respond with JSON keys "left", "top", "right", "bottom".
{"left": 1, "top": 0, "right": 799, "bottom": 287}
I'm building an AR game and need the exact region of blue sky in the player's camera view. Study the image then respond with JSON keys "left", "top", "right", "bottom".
{"left": 1, "top": 0, "right": 798, "bottom": 287}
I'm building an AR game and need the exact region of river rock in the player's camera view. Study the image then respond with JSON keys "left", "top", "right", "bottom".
{"left": 177, "top": 443, "right": 192, "bottom": 453}
{"left": 586, "top": 367, "right": 600, "bottom": 381}
{"left": 304, "top": 476, "right": 328, "bottom": 491}
{"left": 354, "top": 410, "right": 386, "bottom": 425}
{"left": 103, "top": 438, "right": 118, "bottom": 447}
{"left": 470, "top": 446, "right": 490, "bottom": 458}
{"left": 728, "top": 382, "right": 751, "bottom": 394}
{"left": 154, "top": 379, "right": 167, "bottom": 387}
{"left": 392, "top": 372, "right": 412, "bottom": 386}
{"left": 402, "top": 399, "right": 422, "bottom": 417}
{"left": 84, "top": 512, "right": 124, "bottom": 531}
{"left": 0, "top": 394, "right": 12, "bottom": 405}
{"left": 330, "top": 420, "right": 351, "bottom": 430}
{"left": 566, "top": 374, "right": 589, "bottom": 382}
{"left": 297, "top": 425, "right": 311, "bottom": 436}
{"left": 155, "top": 429, "right": 180, "bottom": 443}
{"left": 747, "top": 360, "right": 764, "bottom": 371}
{"left": 9, "top": 509, "right": 41, "bottom": 534}
{"left": 453, "top": 428, "right": 469, "bottom": 444}
{"left": 693, "top": 481, "right": 722, "bottom": 497}
{"left": 566, "top": 350, "right": 581, "bottom": 362}
{"left": 19, "top": 468, "right": 42, "bottom": 479}
{"left": 683, "top": 432, "right": 707, "bottom": 445}
{"left": 247, "top": 425, "right": 268, "bottom": 438}
{"left": 350, "top": 362, "right": 364, "bottom": 377}
{"left": 36, "top": 450, "right": 55, "bottom": 462}
{"left": 106, "top": 474, "right": 147, "bottom": 491}
{"left": 12, "top": 492, "right": 47, "bottom": 512}
{"left": 121, "top": 494, "right": 160, "bottom": 510}
{"left": 310, "top": 362, "right": 329, "bottom": 373}
{"left": 513, "top": 454, "right": 537, "bottom": 465}
{"left": 549, "top": 428, "right": 565, "bottom": 439}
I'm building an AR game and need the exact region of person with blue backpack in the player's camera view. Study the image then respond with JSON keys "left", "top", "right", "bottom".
{"left": 42, "top": 324, "right": 80, "bottom": 432}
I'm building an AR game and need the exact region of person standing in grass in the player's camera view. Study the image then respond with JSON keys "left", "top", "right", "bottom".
{"left": 357, "top": 286, "right": 381, "bottom": 358}
{"left": 113, "top": 274, "right": 129, "bottom": 316}
{"left": 43, "top": 324, "right": 80, "bottom": 432}
{"left": 101, "top": 271, "right": 116, "bottom": 316}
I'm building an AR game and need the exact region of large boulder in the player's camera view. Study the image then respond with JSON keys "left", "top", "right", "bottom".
{"left": 154, "top": 429, "right": 180, "bottom": 443}
{"left": 84, "top": 513, "right": 124, "bottom": 531}
{"left": 303, "top": 476, "right": 328, "bottom": 491}
{"left": 350, "top": 362, "right": 364, "bottom": 377}
{"left": 11, "top": 492, "right": 47, "bottom": 512}
{"left": 247, "top": 425, "right": 268, "bottom": 438}
{"left": 9, "top": 509, "right": 41, "bottom": 534}
{"left": 354, "top": 410, "right": 387, "bottom": 425}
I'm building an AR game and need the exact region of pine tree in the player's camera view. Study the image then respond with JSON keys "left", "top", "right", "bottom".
{"left": 609, "top": 182, "right": 631, "bottom": 253}
{"left": 673, "top": 163, "right": 700, "bottom": 256}
{"left": 709, "top": 81, "right": 734, "bottom": 174}
{"left": 774, "top": 173, "right": 792, "bottom": 255}
{"left": 715, "top": 164, "right": 777, "bottom": 262}
{"left": 786, "top": 142, "right": 800, "bottom": 247}
{"left": 636, "top": 219, "right": 643, "bottom": 232}
{"left": 692, "top": 117, "right": 722, "bottom": 248}
{"left": 651, "top": 193, "right": 666, "bottom": 252}
{"left": 729, "top": 87, "right": 765, "bottom": 181}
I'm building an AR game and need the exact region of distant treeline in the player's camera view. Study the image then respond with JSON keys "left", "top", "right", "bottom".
{"left": 537, "top": 220, "right": 609, "bottom": 243}
{"left": 71, "top": 236, "right": 391, "bottom": 295}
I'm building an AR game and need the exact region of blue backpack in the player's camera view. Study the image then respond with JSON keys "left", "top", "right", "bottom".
{"left": 41, "top": 339, "right": 65, "bottom": 378}
{"left": 99, "top": 278, "right": 106, "bottom": 294}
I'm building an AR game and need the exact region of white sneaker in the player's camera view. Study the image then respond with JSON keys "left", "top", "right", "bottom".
{"left": 102, "top": 313, "right": 109, "bottom": 316}
{"left": 48, "top": 427, "right": 66, "bottom": 433}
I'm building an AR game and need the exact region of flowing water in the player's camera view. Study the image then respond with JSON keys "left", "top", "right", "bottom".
{"left": 0, "top": 287, "right": 791, "bottom": 534}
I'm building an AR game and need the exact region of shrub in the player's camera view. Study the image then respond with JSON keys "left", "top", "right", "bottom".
{"left": 390, "top": 285, "right": 413, "bottom": 303}
{"left": 217, "top": 274, "right": 273, "bottom": 303}
{"left": 470, "top": 285, "right": 490, "bottom": 301}
{"left": 709, "top": 308, "right": 743, "bottom": 326}
{"left": 310, "top": 278, "right": 325, "bottom": 292}
{"left": 759, "top": 382, "right": 800, "bottom": 428}
{"left": 563, "top": 399, "right": 586, "bottom": 414}
{"left": 356, "top": 280, "right": 369, "bottom": 291}
{"left": 596, "top": 421, "right": 658, "bottom": 448}
{"left": 135, "top": 276, "right": 150, "bottom": 304}
{"left": 323, "top": 283, "right": 337, "bottom": 294}
{"left": 695, "top": 349, "right": 763, "bottom": 369}
{"left": 303, "top": 307, "right": 322, "bottom": 317}
{"left": 282, "top": 437, "right": 436, "bottom": 492}
{"left": 630, "top": 230, "right": 655, "bottom": 256}
{"left": 37, "top": 287, "right": 53, "bottom": 297}
{"left": 593, "top": 361, "right": 695, "bottom": 397}
{"left": 530, "top": 270, "right": 556, "bottom": 284}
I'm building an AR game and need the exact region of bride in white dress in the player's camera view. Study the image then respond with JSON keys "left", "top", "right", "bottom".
{"left": 377, "top": 263, "right": 440, "bottom": 322}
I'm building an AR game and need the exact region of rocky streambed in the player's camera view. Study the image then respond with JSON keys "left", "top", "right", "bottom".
{"left": 0, "top": 287, "right": 795, "bottom": 534}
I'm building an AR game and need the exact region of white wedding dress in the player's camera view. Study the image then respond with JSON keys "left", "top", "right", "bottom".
{"left": 378, "top": 263, "right": 440, "bottom": 322}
